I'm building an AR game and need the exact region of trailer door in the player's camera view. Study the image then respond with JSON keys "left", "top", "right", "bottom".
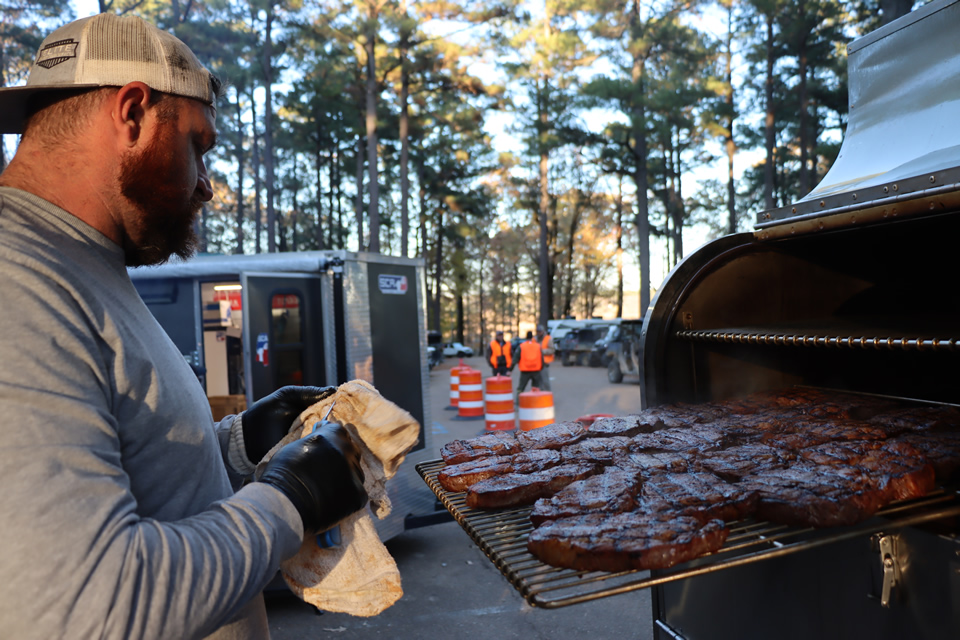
{"left": 241, "top": 272, "right": 325, "bottom": 403}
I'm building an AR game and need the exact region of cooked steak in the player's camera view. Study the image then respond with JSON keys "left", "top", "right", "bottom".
{"left": 527, "top": 512, "right": 729, "bottom": 572}
{"left": 695, "top": 444, "right": 793, "bottom": 481}
{"left": 630, "top": 425, "right": 726, "bottom": 453}
{"left": 516, "top": 421, "right": 588, "bottom": 451}
{"left": 440, "top": 430, "right": 522, "bottom": 465}
{"left": 797, "top": 439, "right": 934, "bottom": 500}
{"left": 559, "top": 437, "right": 631, "bottom": 466}
{"left": 437, "top": 454, "right": 514, "bottom": 493}
{"left": 869, "top": 406, "right": 960, "bottom": 434}
{"left": 893, "top": 432, "right": 960, "bottom": 481}
{"left": 465, "top": 462, "right": 601, "bottom": 509}
{"left": 614, "top": 449, "right": 697, "bottom": 476}
{"left": 639, "top": 472, "right": 758, "bottom": 523}
{"left": 437, "top": 448, "right": 563, "bottom": 493}
{"left": 740, "top": 463, "right": 893, "bottom": 527}
{"left": 585, "top": 414, "right": 664, "bottom": 438}
{"left": 530, "top": 467, "right": 642, "bottom": 526}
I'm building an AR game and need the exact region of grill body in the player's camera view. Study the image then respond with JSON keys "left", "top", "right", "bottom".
{"left": 641, "top": 2, "right": 960, "bottom": 635}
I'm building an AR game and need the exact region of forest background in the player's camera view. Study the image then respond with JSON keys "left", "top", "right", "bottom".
{"left": 1, "top": 0, "right": 918, "bottom": 350}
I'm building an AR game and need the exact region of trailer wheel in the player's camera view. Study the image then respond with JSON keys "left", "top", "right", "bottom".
{"left": 561, "top": 352, "right": 573, "bottom": 367}
{"left": 607, "top": 359, "right": 623, "bottom": 383}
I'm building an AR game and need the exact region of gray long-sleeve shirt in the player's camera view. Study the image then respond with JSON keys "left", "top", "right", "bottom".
{"left": 0, "top": 188, "right": 303, "bottom": 639}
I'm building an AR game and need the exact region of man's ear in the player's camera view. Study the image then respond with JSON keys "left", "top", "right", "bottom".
{"left": 112, "top": 82, "right": 153, "bottom": 148}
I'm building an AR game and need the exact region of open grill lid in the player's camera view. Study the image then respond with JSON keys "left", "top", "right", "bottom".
{"left": 757, "top": 0, "right": 960, "bottom": 238}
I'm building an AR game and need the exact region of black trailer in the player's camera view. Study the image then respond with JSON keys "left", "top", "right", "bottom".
{"left": 129, "top": 250, "right": 437, "bottom": 540}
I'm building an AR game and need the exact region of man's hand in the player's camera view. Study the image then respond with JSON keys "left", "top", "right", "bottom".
{"left": 257, "top": 421, "right": 368, "bottom": 534}
{"left": 241, "top": 386, "right": 336, "bottom": 464}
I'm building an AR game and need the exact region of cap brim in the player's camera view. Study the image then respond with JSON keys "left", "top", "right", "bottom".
{"left": 0, "top": 84, "right": 100, "bottom": 134}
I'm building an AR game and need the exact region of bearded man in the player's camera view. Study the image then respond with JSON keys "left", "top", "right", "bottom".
{"left": 0, "top": 14, "right": 368, "bottom": 640}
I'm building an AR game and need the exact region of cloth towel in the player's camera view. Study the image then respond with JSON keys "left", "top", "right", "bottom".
{"left": 257, "top": 379, "right": 421, "bottom": 616}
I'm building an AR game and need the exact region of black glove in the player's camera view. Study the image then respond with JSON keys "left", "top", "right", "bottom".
{"left": 257, "top": 421, "right": 368, "bottom": 534}
{"left": 241, "top": 385, "right": 336, "bottom": 463}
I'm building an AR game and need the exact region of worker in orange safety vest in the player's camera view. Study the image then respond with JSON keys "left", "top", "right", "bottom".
{"left": 536, "top": 325, "right": 553, "bottom": 391}
{"left": 511, "top": 331, "right": 544, "bottom": 403}
{"left": 486, "top": 330, "right": 512, "bottom": 376}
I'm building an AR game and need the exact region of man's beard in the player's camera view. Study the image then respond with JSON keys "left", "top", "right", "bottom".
{"left": 118, "top": 126, "right": 203, "bottom": 267}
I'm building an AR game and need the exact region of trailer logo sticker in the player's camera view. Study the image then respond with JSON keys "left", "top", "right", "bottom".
{"left": 256, "top": 332, "right": 269, "bottom": 366}
{"left": 378, "top": 274, "right": 408, "bottom": 295}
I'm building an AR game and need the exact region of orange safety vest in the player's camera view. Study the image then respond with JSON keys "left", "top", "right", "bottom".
{"left": 518, "top": 340, "right": 542, "bottom": 372}
{"left": 489, "top": 339, "right": 512, "bottom": 369}
{"left": 540, "top": 334, "right": 554, "bottom": 364}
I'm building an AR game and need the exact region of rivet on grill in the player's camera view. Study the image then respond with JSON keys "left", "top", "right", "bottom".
{"left": 929, "top": 175, "right": 936, "bottom": 183}
{"left": 892, "top": 184, "right": 899, "bottom": 191}
{"left": 792, "top": 207, "right": 797, "bottom": 213}
{"left": 852, "top": 193, "right": 858, "bottom": 200}
{"left": 820, "top": 201, "right": 826, "bottom": 207}
{"left": 883, "top": 186, "right": 889, "bottom": 193}
{"left": 930, "top": 203, "right": 936, "bottom": 210}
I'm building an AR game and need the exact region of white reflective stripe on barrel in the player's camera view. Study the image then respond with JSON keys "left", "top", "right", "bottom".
{"left": 458, "top": 400, "right": 484, "bottom": 409}
{"left": 459, "top": 384, "right": 483, "bottom": 392}
{"left": 484, "top": 392, "right": 512, "bottom": 402}
{"left": 518, "top": 406, "right": 555, "bottom": 421}
{"left": 485, "top": 411, "right": 515, "bottom": 421}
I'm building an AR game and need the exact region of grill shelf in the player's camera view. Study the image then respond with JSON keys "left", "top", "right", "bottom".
{"left": 417, "top": 458, "right": 960, "bottom": 609}
{"left": 676, "top": 326, "right": 959, "bottom": 352}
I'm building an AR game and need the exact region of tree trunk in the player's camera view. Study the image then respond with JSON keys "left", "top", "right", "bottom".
{"left": 263, "top": 6, "right": 278, "bottom": 252}
{"left": 399, "top": 31, "right": 411, "bottom": 258}
{"left": 364, "top": 9, "right": 380, "bottom": 253}
{"left": 725, "top": 0, "right": 737, "bottom": 235}
{"left": 249, "top": 86, "right": 263, "bottom": 254}
{"left": 764, "top": 12, "right": 776, "bottom": 210}
{"left": 538, "top": 75, "right": 551, "bottom": 328}
{"left": 233, "top": 89, "right": 246, "bottom": 254}
{"left": 355, "top": 132, "right": 365, "bottom": 250}
{"left": 616, "top": 176, "right": 624, "bottom": 318}
{"left": 797, "top": 0, "right": 810, "bottom": 196}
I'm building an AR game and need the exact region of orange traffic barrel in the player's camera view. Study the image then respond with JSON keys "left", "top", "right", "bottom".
{"left": 518, "top": 388, "right": 555, "bottom": 431}
{"left": 457, "top": 368, "right": 484, "bottom": 419}
{"left": 576, "top": 413, "right": 614, "bottom": 428}
{"left": 484, "top": 375, "right": 515, "bottom": 431}
{"left": 448, "top": 362, "right": 467, "bottom": 408}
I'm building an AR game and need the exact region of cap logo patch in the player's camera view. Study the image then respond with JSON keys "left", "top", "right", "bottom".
{"left": 36, "top": 39, "right": 79, "bottom": 69}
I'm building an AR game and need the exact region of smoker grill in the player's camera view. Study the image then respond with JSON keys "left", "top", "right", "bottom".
{"left": 420, "top": 2, "right": 960, "bottom": 638}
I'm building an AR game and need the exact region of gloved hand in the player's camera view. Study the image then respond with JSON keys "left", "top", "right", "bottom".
{"left": 257, "top": 421, "right": 368, "bottom": 534}
{"left": 241, "top": 385, "right": 336, "bottom": 464}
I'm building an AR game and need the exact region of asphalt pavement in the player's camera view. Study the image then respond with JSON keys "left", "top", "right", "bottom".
{"left": 267, "top": 356, "right": 654, "bottom": 640}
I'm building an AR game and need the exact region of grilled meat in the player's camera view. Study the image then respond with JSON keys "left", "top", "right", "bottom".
{"left": 740, "top": 463, "right": 892, "bottom": 528}
{"left": 559, "top": 437, "right": 631, "bottom": 466}
{"left": 694, "top": 443, "right": 794, "bottom": 481}
{"left": 613, "top": 449, "right": 697, "bottom": 476}
{"left": 440, "top": 430, "right": 522, "bottom": 465}
{"left": 516, "top": 421, "right": 587, "bottom": 451}
{"left": 585, "top": 414, "right": 664, "bottom": 438}
{"left": 639, "top": 472, "right": 758, "bottom": 523}
{"left": 465, "top": 462, "right": 601, "bottom": 509}
{"left": 527, "top": 512, "right": 729, "bottom": 572}
{"left": 437, "top": 448, "right": 563, "bottom": 493}
{"left": 529, "top": 467, "right": 642, "bottom": 526}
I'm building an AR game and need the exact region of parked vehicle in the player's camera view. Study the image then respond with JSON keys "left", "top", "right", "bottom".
{"left": 556, "top": 324, "right": 614, "bottom": 366}
{"left": 427, "top": 330, "right": 443, "bottom": 369}
{"left": 443, "top": 342, "right": 474, "bottom": 357}
{"left": 589, "top": 325, "right": 622, "bottom": 367}
{"left": 607, "top": 319, "right": 644, "bottom": 383}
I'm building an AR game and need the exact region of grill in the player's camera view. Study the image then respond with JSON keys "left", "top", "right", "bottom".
{"left": 417, "top": 459, "right": 960, "bottom": 610}
{"left": 422, "top": 2, "right": 960, "bottom": 638}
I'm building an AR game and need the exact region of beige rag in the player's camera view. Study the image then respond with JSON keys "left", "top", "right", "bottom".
{"left": 256, "top": 379, "right": 421, "bottom": 616}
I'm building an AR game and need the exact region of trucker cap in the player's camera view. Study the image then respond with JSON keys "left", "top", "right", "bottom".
{"left": 0, "top": 13, "right": 220, "bottom": 134}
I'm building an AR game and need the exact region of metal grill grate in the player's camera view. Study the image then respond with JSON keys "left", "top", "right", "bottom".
{"left": 417, "top": 458, "right": 960, "bottom": 609}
